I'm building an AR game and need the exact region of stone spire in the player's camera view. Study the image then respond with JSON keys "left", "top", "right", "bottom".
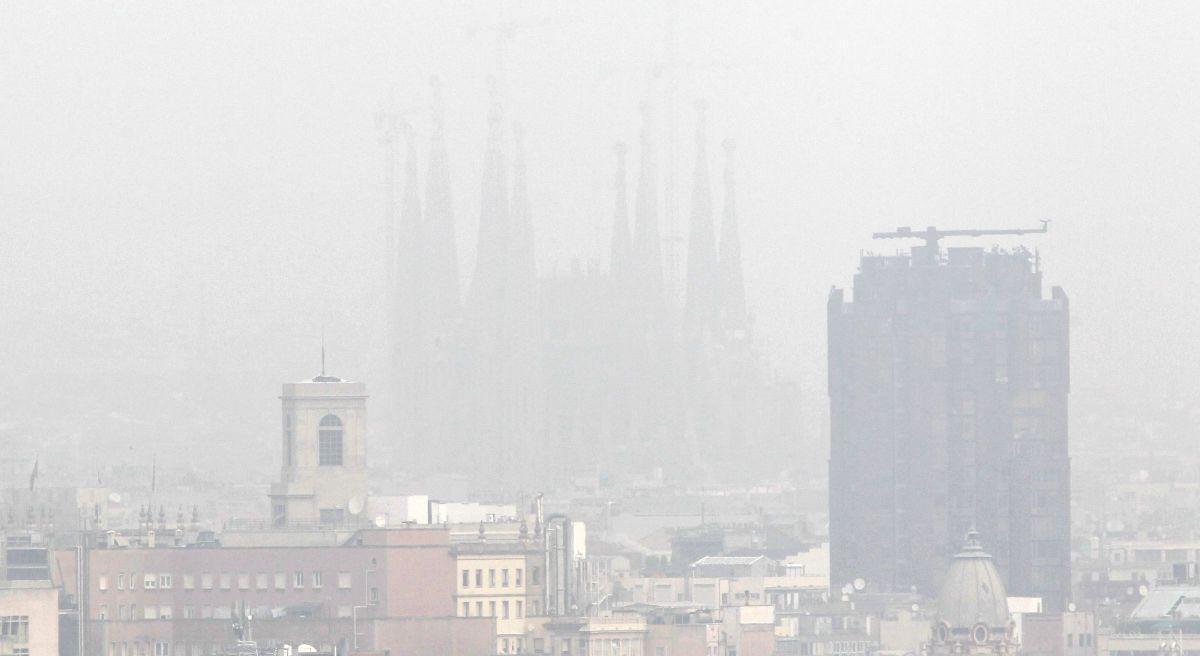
{"left": 684, "top": 100, "right": 719, "bottom": 333}
{"left": 509, "top": 122, "right": 536, "bottom": 291}
{"left": 399, "top": 122, "right": 423, "bottom": 260}
{"left": 608, "top": 141, "right": 634, "bottom": 447}
{"left": 391, "top": 118, "right": 425, "bottom": 449}
{"left": 505, "top": 120, "right": 544, "bottom": 479}
{"left": 718, "top": 138, "right": 746, "bottom": 331}
{"left": 633, "top": 102, "right": 663, "bottom": 311}
{"left": 610, "top": 141, "right": 632, "bottom": 284}
{"left": 424, "top": 76, "right": 459, "bottom": 321}
{"left": 469, "top": 76, "right": 509, "bottom": 310}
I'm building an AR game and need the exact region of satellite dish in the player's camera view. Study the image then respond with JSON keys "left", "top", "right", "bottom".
{"left": 853, "top": 577, "right": 866, "bottom": 592}
{"left": 911, "top": 603, "right": 920, "bottom": 613}
{"left": 108, "top": 493, "right": 122, "bottom": 503}
{"left": 1139, "top": 584, "right": 1149, "bottom": 597}
{"left": 1068, "top": 602, "right": 1077, "bottom": 612}
{"left": 347, "top": 496, "right": 364, "bottom": 516}
{"left": 373, "top": 515, "right": 387, "bottom": 528}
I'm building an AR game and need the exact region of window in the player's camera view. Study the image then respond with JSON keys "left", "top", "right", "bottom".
{"left": 99, "top": 605, "right": 108, "bottom": 620}
{"left": 159, "top": 605, "right": 173, "bottom": 619}
{"left": 462, "top": 569, "right": 470, "bottom": 587}
{"left": 182, "top": 574, "right": 194, "bottom": 590}
{"left": 144, "top": 605, "right": 156, "bottom": 619}
{"left": 283, "top": 414, "right": 293, "bottom": 467}
{"left": 370, "top": 587, "right": 379, "bottom": 604}
{"left": 118, "top": 573, "right": 126, "bottom": 590}
{"left": 320, "top": 508, "right": 344, "bottom": 525}
{"left": 312, "top": 571, "right": 323, "bottom": 588}
{"left": 159, "top": 573, "right": 172, "bottom": 589}
{"left": 503, "top": 569, "right": 509, "bottom": 587}
{"left": 475, "top": 569, "right": 483, "bottom": 587}
{"left": 293, "top": 571, "right": 304, "bottom": 588}
{"left": 503, "top": 600, "right": 510, "bottom": 619}
{"left": 532, "top": 566, "right": 541, "bottom": 585}
{"left": 154, "top": 642, "right": 169, "bottom": 656}
{"left": 337, "top": 572, "right": 352, "bottom": 589}
{"left": 201, "top": 573, "right": 213, "bottom": 590}
{"left": 476, "top": 601, "right": 483, "bottom": 616}
{"left": 517, "top": 600, "right": 523, "bottom": 618}
{"left": 183, "top": 606, "right": 195, "bottom": 619}
{"left": 337, "top": 606, "right": 352, "bottom": 619}
{"left": 489, "top": 601, "right": 496, "bottom": 617}
{"left": 256, "top": 573, "right": 268, "bottom": 590}
{"left": 462, "top": 602, "right": 470, "bottom": 617}
{"left": 318, "top": 414, "right": 344, "bottom": 466}
{"left": 1, "top": 616, "right": 29, "bottom": 644}
{"left": 129, "top": 573, "right": 138, "bottom": 589}
{"left": 275, "top": 572, "right": 286, "bottom": 589}
{"left": 237, "top": 573, "right": 250, "bottom": 590}
{"left": 118, "top": 606, "right": 127, "bottom": 620}
{"left": 516, "top": 569, "right": 523, "bottom": 587}
{"left": 219, "top": 573, "right": 231, "bottom": 590}
{"left": 99, "top": 574, "right": 109, "bottom": 591}
{"left": 144, "top": 574, "right": 157, "bottom": 590}
{"left": 489, "top": 569, "right": 496, "bottom": 587}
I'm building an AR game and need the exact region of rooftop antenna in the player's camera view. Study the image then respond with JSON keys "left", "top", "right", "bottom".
{"left": 320, "top": 326, "right": 326, "bottom": 377}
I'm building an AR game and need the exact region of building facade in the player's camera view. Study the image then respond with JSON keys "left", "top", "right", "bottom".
{"left": 829, "top": 238, "right": 1070, "bottom": 610}
{"left": 0, "top": 580, "right": 59, "bottom": 656}
{"left": 52, "top": 527, "right": 480, "bottom": 656}
{"left": 269, "top": 374, "right": 369, "bottom": 527}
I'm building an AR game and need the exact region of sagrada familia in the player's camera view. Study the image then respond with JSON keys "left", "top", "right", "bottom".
{"left": 382, "top": 78, "right": 800, "bottom": 492}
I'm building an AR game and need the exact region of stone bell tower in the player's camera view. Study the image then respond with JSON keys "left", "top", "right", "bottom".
{"left": 268, "top": 362, "right": 368, "bottom": 527}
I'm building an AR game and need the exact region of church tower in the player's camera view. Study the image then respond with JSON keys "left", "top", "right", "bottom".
{"left": 269, "top": 367, "right": 368, "bottom": 527}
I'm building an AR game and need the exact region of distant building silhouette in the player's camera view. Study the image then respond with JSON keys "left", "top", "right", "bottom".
{"left": 828, "top": 232, "right": 1070, "bottom": 610}
{"left": 385, "top": 85, "right": 800, "bottom": 490}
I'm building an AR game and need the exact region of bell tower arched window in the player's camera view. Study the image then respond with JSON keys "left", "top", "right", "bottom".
{"left": 318, "top": 414, "right": 343, "bottom": 466}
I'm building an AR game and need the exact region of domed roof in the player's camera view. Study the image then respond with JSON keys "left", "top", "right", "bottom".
{"left": 936, "top": 531, "right": 1010, "bottom": 630}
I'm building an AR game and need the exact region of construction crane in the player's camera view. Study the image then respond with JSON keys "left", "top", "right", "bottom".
{"left": 872, "top": 220, "right": 1050, "bottom": 250}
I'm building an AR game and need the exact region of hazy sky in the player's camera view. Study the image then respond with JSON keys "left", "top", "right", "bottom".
{"left": 2, "top": 1, "right": 1198, "bottom": 439}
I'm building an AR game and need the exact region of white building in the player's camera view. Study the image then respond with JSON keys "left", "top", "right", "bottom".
{"left": 269, "top": 372, "right": 368, "bottom": 527}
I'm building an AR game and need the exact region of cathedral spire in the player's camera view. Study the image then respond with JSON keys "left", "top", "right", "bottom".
{"left": 510, "top": 121, "right": 536, "bottom": 285}
{"left": 399, "top": 120, "right": 422, "bottom": 248}
{"left": 469, "top": 76, "right": 510, "bottom": 308}
{"left": 425, "top": 76, "right": 459, "bottom": 319}
{"left": 633, "top": 102, "right": 663, "bottom": 308}
{"left": 684, "top": 100, "right": 718, "bottom": 331}
{"left": 718, "top": 138, "right": 746, "bottom": 330}
{"left": 391, "top": 119, "right": 425, "bottom": 441}
{"left": 609, "top": 141, "right": 632, "bottom": 283}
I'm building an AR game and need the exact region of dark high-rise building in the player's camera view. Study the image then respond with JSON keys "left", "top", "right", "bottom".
{"left": 828, "top": 231, "right": 1070, "bottom": 610}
